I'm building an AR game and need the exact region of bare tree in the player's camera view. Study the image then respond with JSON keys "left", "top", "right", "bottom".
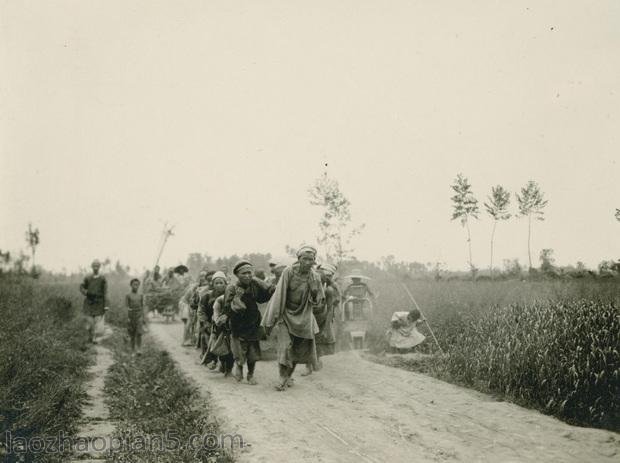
{"left": 516, "top": 181, "right": 548, "bottom": 270}
{"left": 308, "top": 174, "right": 365, "bottom": 264}
{"left": 484, "top": 185, "right": 511, "bottom": 278}
{"left": 451, "top": 174, "right": 479, "bottom": 278}
{"left": 25, "top": 223, "right": 40, "bottom": 273}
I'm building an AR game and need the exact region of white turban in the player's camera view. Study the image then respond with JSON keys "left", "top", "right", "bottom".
{"left": 296, "top": 246, "right": 317, "bottom": 258}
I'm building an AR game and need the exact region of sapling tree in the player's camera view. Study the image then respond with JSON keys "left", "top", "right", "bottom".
{"left": 484, "top": 185, "right": 511, "bottom": 278}
{"left": 451, "top": 174, "right": 479, "bottom": 278}
{"left": 516, "top": 181, "right": 548, "bottom": 270}
{"left": 308, "top": 174, "right": 365, "bottom": 264}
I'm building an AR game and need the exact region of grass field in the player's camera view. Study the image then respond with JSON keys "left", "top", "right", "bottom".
{"left": 103, "top": 330, "right": 234, "bottom": 462}
{"left": 0, "top": 277, "right": 93, "bottom": 463}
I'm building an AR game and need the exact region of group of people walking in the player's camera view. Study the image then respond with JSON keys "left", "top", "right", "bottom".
{"left": 79, "top": 247, "right": 381, "bottom": 389}
{"left": 174, "top": 246, "right": 340, "bottom": 389}
{"left": 115, "top": 246, "right": 340, "bottom": 390}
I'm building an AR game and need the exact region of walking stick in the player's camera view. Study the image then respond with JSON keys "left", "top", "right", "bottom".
{"left": 399, "top": 282, "right": 444, "bottom": 354}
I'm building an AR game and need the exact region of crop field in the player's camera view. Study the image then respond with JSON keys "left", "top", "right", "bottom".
{"left": 366, "top": 277, "right": 620, "bottom": 430}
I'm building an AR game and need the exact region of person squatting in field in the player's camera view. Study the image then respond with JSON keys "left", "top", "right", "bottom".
{"left": 386, "top": 309, "right": 426, "bottom": 353}
{"left": 262, "top": 246, "right": 325, "bottom": 391}
{"left": 224, "top": 261, "right": 276, "bottom": 385}
{"left": 199, "top": 271, "right": 228, "bottom": 368}
{"left": 79, "top": 259, "right": 109, "bottom": 344}
{"left": 126, "top": 278, "right": 145, "bottom": 354}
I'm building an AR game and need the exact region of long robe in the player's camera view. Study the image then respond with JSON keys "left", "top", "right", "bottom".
{"left": 315, "top": 283, "right": 338, "bottom": 355}
{"left": 261, "top": 264, "right": 324, "bottom": 368}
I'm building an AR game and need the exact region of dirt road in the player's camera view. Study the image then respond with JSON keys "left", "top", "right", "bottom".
{"left": 149, "top": 321, "right": 618, "bottom": 462}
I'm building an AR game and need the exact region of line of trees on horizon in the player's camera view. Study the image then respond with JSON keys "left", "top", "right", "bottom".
{"left": 451, "top": 174, "right": 620, "bottom": 281}
{"left": 2, "top": 176, "right": 618, "bottom": 281}
{"left": 2, "top": 246, "right": 620, "bottom": 283}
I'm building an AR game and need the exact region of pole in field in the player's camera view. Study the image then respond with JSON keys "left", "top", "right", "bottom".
{"left": 154, "top": 222, "right": 175, "bottom": 268}
{"left": 399, "top": 282, "right": 444, "bottom": 354}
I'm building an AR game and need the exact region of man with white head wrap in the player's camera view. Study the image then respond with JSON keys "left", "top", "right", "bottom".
{"left": 261, "top": 246, "right": 325, "bottom": 390}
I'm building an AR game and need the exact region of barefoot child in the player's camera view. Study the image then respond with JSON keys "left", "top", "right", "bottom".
{"left": 126, "top": 278, "right": 145, "bottom": 354}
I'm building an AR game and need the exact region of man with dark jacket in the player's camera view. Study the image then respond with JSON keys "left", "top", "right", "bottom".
{"left": 225, "top": 260, "right": 275, "bottom": 385}
{"left": 79, "top": 259, "right": 109, "bottom": 343}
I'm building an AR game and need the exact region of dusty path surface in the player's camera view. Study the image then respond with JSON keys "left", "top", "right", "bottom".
{"left": 149, "top": 320, "right": 618, "bottom": 463}
{"left": 69, "top": 326, "right": 115, "bottom": 463}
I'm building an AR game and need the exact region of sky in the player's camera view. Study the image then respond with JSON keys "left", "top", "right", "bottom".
{"left": 1, "top": 1, "right": 619, "bottom": 273}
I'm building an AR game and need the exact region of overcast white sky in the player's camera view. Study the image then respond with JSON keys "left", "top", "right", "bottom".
{"left": 1, "top": 1, "right": 618, "bottom": 273}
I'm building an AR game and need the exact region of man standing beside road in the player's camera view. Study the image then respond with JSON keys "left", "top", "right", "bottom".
{"left": 79, "top": 259, "right": 109, "bottom": 344}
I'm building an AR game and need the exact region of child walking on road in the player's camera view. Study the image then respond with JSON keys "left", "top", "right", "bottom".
{"left": 126, "top": 278, "right": 145, "bottom": 355}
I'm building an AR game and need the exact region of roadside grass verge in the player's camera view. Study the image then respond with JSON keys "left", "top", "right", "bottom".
{"left": 0, "top": 277, "right": 92, "bottom": 463}
{"left": 103, "top": 330, "right": 235, "bottom": 462}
